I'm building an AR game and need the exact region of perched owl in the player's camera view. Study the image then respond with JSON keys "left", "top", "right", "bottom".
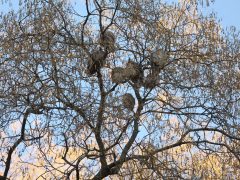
{"left": 122, "top": 93, "right": 135, "bottom": 111}
{"left": 150, "top": 49, "right": 168, "bottom": 69}
{"left": 111, "top": 67, "right": 127, "bottom": 84}
{"left": 87, "top": 49, "right": 107, "bottom": 75}
{"left": 125, "top": 61, "right": 143, "bottom": 83}
{"left": 100, "top": 30, "right": 116, "bottom": 52}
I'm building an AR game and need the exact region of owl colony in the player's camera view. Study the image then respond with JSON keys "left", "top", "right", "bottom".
{"left": 111, "top": 48, "right": 168, "bottom": 88}
{"left": 86, "top": 30, "right": 168, "bottom": 110}
{"left": 111, "top": 61, "right": 143, "bottom": 84}
{"left": 87, "top": 28, "right": 169, "bottom": 87}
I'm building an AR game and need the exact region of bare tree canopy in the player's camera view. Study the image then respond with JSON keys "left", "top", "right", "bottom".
{"left": 0, "top": 0, "right": 240, "bottom": 179}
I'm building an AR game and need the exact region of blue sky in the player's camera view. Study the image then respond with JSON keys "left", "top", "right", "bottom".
{"left": 209, "top": 0, "right": 240, "bottom": 28}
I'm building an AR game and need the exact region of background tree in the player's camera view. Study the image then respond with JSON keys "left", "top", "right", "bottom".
{"left": 0, "top": 0, "right": 240, "bottom": 179}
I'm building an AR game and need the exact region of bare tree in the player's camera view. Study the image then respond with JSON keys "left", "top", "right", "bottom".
{"left": 0, "top": 0, "right": 240, "bottom": 179}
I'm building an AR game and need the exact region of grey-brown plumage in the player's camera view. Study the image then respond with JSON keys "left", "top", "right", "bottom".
{"left": 87, "top": 49, "right": 107, "bottom": 75}
{"left": 150, "top": 49, "right": 168, "bottom": 69}
{"left": 143, "top": 73, "right": 159, "bottom": 89}
{"left": 100, "top": 30, "right": 116, "bottom": 52}
{"left": 143, "top": 66, "right": 160, "bottom": 89}
{"left": 122, "top": 93, "right": 135, "bottom": 111}
{"left": 111, "top": 67, "right": 127, "bottom": 84}
{"left": 125, "top": 61, "right": 143, "bottom": 83}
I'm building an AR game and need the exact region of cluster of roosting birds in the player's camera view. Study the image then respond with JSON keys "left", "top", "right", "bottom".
{"left": 86, "top": 30, "right": 169, "bottom": 111}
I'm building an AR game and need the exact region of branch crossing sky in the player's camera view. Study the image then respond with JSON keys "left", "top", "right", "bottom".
{"left": 0, "top": 1, "right": 239, "bottom": 29}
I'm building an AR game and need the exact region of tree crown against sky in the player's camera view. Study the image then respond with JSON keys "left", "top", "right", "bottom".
{"left": 0, "top": 0, "right": 240, "bottom": 179}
